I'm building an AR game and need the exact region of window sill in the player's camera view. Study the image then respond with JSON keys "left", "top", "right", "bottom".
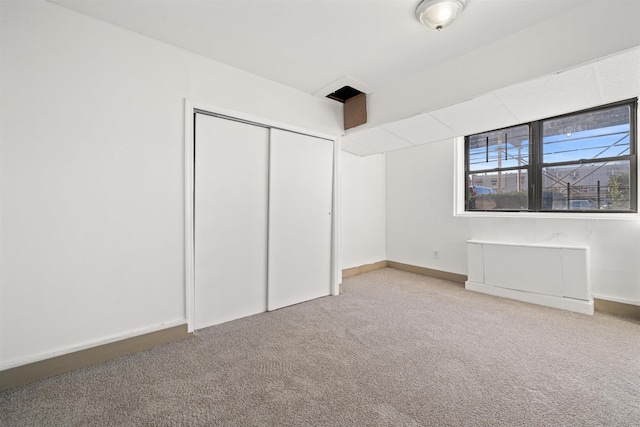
{"left": 455, "top": 210, "right": 640, "bottom": 220}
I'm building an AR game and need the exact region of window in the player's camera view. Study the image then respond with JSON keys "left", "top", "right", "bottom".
{"left": 465, "top": 99, "right": 637, "bottom": 212}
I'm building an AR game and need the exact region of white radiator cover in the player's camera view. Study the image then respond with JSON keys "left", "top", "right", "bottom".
{"left": 466, "top": 240, "right": 593, "bottom": 315}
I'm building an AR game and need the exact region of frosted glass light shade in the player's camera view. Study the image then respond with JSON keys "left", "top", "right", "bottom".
{"left": 416, "top": 0, "right": 467, "bottom": 31}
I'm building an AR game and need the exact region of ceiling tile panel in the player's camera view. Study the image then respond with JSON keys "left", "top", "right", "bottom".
{"left": 429, "top": 94, "right": 519, "bottom": 136}
{"left": 381, "top": 113, "right": 457, "bottom": 146}
{"left": 341, "top": 139, "right": 380, "bottom": 157}
{"left": 593, "top": 48, "right": 640, "bottom": 103}
{"left": 344, "top": 128, "right": 413, "bottom": 154}
{"left": 494, "top": 65, "right": 602, "bottom": 123}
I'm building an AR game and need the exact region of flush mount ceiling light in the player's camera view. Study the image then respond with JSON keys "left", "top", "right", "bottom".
{"left": 416, "top": 0, "right": 467, "bottom": 31}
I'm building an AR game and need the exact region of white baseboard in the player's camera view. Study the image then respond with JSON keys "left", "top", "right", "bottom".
{"left": 465, "top": 281, "right": 594, "bottom": 315}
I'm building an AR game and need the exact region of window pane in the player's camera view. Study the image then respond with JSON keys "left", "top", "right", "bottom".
{"left": 542, "top": 160, "right": 630, "bottom": 210}
{"left": 542, "top": 105, "right": 630, "bottom": 164}
{"left": 468, "top": 171, "right": 528, "bottom": 210}
{"left": 468, "top": 125, "right": 529, "bottom": 171}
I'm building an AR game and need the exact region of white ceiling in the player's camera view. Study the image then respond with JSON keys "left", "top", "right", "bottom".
{"left": 342, "top": 47, "right": 640, "bottom": 156}
{"left": 49, "top": 0, "right": 640, "bottom": 152}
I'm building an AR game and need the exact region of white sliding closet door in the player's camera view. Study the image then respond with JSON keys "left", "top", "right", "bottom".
{"left": 268, "top": 129, "right": 333, "bottom": 311}
{"left": 194, "top": 113, "right": 269, "bottom": 329}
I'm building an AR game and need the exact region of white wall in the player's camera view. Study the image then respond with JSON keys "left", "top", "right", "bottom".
{"left": 387, "top": 139, "right": 640, "bottom": 305}
{"left": 340, "top": 151, "right": 386, "bottom": 270}
{"left": 0, "top": 0, "right": 341, "bottom": 369}
{"left": 386, "top": 49, "right": 640, "bottom": 307}
{"left": 387, "top": 141, "right": 471, "bottom": 275}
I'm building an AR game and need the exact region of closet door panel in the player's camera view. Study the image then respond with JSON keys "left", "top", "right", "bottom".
{"left": 268, "top": 129, "right": 333, "bottom": 311}
{"left": 194, "top": 114, "right": 268, "bottom": 329}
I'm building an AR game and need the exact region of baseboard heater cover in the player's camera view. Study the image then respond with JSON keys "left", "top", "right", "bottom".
{"left": 466, "top": 240, "right": 593, "bottom": 315}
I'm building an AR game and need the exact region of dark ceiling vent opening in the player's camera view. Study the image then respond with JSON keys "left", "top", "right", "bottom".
{"left": 326, "top": 85, "right": 363, "bottom": 103}
{"left": 326, "top": 85, "right": 368, "bottom": 130}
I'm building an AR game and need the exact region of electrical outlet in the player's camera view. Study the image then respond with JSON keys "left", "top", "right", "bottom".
{"left": 433, "top": 250, "right": 439, "bottom": 259}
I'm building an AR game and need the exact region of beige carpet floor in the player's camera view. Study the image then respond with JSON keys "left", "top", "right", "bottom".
{"left": 1, "top": 268, "right": 639, "bottom": 426}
